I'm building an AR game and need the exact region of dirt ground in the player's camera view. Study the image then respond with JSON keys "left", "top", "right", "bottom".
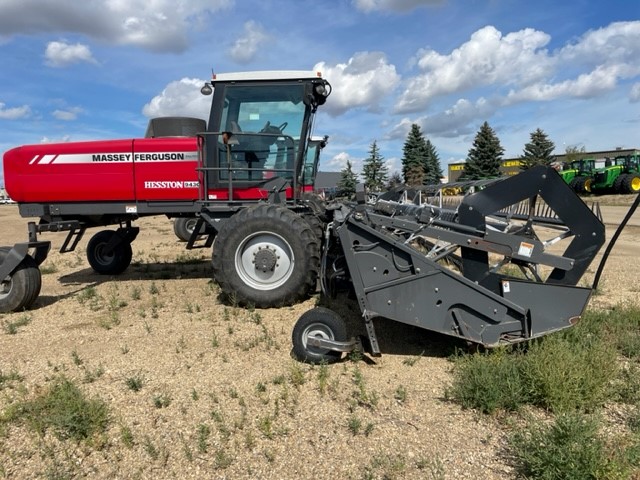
{"left": 1, "top": 196, "right": 640, "bottom": 479}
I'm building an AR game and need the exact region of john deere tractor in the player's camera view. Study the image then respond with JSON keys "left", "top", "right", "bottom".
{"left": 560, "top": 158, "right": 598, "bottom": 193}
{"left": 589, "top": 154, "right": 640, "bottom": 194}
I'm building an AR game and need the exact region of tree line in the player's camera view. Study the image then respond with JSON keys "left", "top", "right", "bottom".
{"left": 337, "top": 121, "right": 559, "bottom": 197}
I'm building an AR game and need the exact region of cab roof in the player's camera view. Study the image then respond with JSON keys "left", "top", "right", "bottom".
{"left": 211, "top": 71, "right": 323, "bottom": 83}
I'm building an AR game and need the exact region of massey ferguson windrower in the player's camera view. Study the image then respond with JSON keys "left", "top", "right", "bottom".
{"left": 1, "top": 71, "right": 332, "bottom": 312}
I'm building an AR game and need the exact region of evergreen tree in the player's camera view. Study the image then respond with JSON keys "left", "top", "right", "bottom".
{"left": 361, "top": 140, "right": 389, "bottom": 192}
{"left": 337, "top": 159, "right": 358, "bottom": 198}
{"left": 520, "top": 128, "right": 556, "bottom": 170}
{"left": 401, "top": 124, "right": 427, "bottom": 186}
{"left": 423, "top": 139, "right": 443, "bottom": 184}
{"left": 463, "top": 121, "right": 504, "bottom": 179}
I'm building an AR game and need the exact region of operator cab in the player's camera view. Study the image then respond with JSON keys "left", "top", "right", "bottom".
{"left": 200, "top": 71, "right": 330, "bottom": 200}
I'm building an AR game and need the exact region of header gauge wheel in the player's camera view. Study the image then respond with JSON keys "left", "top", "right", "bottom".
{"left": 292, "top": 307, "right": 347, "bottom": 364}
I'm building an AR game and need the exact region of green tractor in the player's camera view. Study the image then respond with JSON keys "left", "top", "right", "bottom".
{"left": 559, "top": 158, "right": 598, "bottom": 193}
{"left": 589, "top": 154, "right": 640, "bottom": 194}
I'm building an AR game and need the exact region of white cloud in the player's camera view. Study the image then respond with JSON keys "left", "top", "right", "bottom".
{"left": 389, "top": 97, "right": 496, "bottom": 139}
{"left": 0, "top": 102, "right": 31, "bottom": 119}
{"left": 391, "top": 21, "right": 640, "bottom": 140}
{"left": 45, "top": 41, "right": 97, "bottom": 67}
{"left": 143, "top": 77, "right": 211, "bottom": 120}
{"left": 396, "top": 26, "right": 553, "bottom": 113}
{"left": 40, "top": 135, "right": 71, "bottom": 143}
{"left": 228, "top": 20, "right": 270, "bottom": 64}
{"left": 0, "top": 0, "right": 233, "bottom": 53}
{"left": 324, "top": 151, "right": 363, "bottom": 174}
{"left": 630, "top": 83, "right": 640, "bottom": 103}
{"left": 52, "top": 106, "right": 84, "bottom": 120}
{"left": 506, "top": 64, "right": 637, "bottom": 103}
{"left": 314, "top": 52, "right": 400, "bottom": 116}
{"left": 558, "top": 21, "right": 640, "bottom": 65}
{"left": 353, "top": 0, "right": 444, "bottom": 13}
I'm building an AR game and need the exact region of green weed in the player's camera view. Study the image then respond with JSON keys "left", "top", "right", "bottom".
{"left": 40, "top": 262, "right": 58, "bottom": 274}
{"left": 347, "top": 415, "right": 362, "bottom": 435}
{"left": 2, "top": 376, "right": 109, "bottom": 441}
{"left": 125, "top": 372, "right": 145, "bottom": 392}
{"left": 152, "top": 393, "right": 171, "bottom": 409}
{"left": 3, "top": 313, "right": 32, "bottom": 334}
{"left": 447, "top": 347, "right": 526, "bottom": 414}
{"left": 509, "top": 413, "right": 631, "bottom": 479}
{"left": 120, "top": 424, "right": 134, "bottom": 448}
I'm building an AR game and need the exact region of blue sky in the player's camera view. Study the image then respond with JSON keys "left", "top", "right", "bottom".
{"left": 1, "top": 0, "right": 639, "bottom": 187}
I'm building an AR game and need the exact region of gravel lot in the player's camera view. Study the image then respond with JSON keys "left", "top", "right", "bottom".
{"left": 1, "top": 196, "right": 639, "bottom": 479}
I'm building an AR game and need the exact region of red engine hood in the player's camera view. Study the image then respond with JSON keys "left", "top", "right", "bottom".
{"left": 3, "top": 137, "right": 200, "bottom": 203}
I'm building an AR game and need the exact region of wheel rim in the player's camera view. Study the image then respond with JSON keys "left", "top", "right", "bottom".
{"left": 301, "top": 322, "right": 335, "bottom": 355}
{"left": 0, "top": 276, "right": 13, "bottom": 300}
{"left": 632, "top": 177, "right": 640, "bottom": 191}
{"left": 235, "top": 231, "right": 294, "bottom": 290}
{"left": 93, "top": 243, "right": 116, "bottom": 267}
{"left": 185, "top": 218, "right": 198, "bottom": 234}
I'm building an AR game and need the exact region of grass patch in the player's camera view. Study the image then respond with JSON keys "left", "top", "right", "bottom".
{"left": 125, "top": 372, "right": 145, "bottom": 392}
{"left": 39, "top": 262, "right": 58, "bottom": 274}
{"left": 2, "top": 313, "right": 32, "bottom": 334}
{"left": 509, "top": 413, "right": 638, "bottom": 479}
{"left": 447, "top": 310, "right": 620, "bottom": 414}
{"left": 2, "top": 376, "right": 109, "bottom": 441}
{"left": 523, "top": 333, "right": 616, "bottom": 413}
{"left": 447, "top": 304, "right": 640, "bottom": 478}
{"left": 446, "top": 347, "right": 526, "bottom": 414}
{"left": 77, "top": 286, "right": 100, "bottom": 310}
{"left": 0, "top": 370, "right": 23, "bottom": 390}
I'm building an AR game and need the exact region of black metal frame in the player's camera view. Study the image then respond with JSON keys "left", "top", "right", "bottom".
{"left": 318, "top": 166, "right": 608, "bottom": 351}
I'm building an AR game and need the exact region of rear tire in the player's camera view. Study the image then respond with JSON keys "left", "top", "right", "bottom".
{"left": 623, "top": 174, "right": 640, "bottom": 194}
{"left": 613, "top": 174, "right": 626, "bottom": 194}
{"left": 212, "top": 205, "right": 320, "bottom": 308}
{"left": 86, "top": 230, "right": 133, "bottom": 275}
{"left": 300, "top": 192, "right": 328, "bottom": 221}
{"left": 173, "top": 217, "right": 205, "bottom": 242}
{"left": 292, "top": 307, "right": 347, "bottom": 364}
{"left": 0, "top": 247, "right": 42, "bottom": 312}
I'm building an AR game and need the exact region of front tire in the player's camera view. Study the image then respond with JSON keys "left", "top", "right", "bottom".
{"left": 86, "top": 230, "right": 133, "bottom": 275}
{"left": 292, "top": 307, "right": 347, "bottom": 364}
{"left": 0, "top": 247, "right": 42, "bottom": 312}
{"left": 212, "top": 205, "right": 320, "bottom": 308}
{"left": 572, "top": 176, "right": 588, "bottom": 193}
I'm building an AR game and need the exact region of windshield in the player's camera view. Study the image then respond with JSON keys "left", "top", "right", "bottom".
{"left": 216, "top": 84, "right": 308, "bottom": 181}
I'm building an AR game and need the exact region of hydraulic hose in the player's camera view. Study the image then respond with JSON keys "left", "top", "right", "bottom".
{"left": 592, "top": 191, "right": 640, "bottom": 291}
